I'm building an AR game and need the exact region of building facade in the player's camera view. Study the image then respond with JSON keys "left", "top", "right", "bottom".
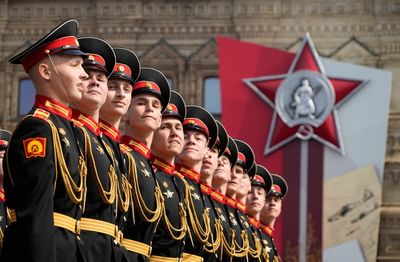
{"left": 0, "top": 0, "right": 399, "bottom": 260}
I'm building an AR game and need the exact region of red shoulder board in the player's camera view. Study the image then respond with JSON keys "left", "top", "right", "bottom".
{"left": 120, "top": 144, "right": 132, "bottom": 153}
{"left": 72, "top": 119, "right": 84, "bottom": 128}
{"left": 173, "top": 171, "right": 185, "bottom": 179}
{"left": 33, "top": 108, "right": 50, "bottom": 120}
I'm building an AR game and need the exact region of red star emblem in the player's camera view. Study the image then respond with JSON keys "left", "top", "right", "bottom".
{"left": 243, "top": 34, "right": 367, "bottom": 155}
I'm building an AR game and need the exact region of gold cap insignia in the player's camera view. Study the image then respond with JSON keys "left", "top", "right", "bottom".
{"left": 88, "top": 55, "right": 94, "bottom": 61}
{"left": 118, "top": 65, "right": 125, "bottom": 72}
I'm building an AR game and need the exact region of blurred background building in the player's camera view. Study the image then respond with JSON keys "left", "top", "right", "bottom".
{"left": 0, "top": 0, "right": 399, "bottom": 260}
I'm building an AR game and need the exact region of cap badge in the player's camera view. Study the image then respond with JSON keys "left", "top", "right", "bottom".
{"left": 145, "top": 82, "right": 153, "bottom": 89}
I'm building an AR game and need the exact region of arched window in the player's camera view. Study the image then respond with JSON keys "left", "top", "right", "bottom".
{"left": 203, "top": 77, "right": 221, "bottom": 118}
{"left": 19, "top": 79, "right": 36, "bottom": 115}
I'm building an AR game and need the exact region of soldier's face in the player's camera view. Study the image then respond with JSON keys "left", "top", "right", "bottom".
{"left": 74, "top": 70, "right": 108, "bottom": 114}
{"left": 227, "top": 165, "right": 245, "bottom": 195}
{"left": 100, "top": 79, "right": 132, "bottom": 121}
{"left": 151, "top": 118, "right": 184, "bottom": 160}
{"left": 262, "top": 195, "right": 282, "bottom": 221}
{"left": 201, "top": 146, "right": 219, "bottom": 179}
{"left": 177, "top": 130, "right": 208, "bottom": 166}
{"left": 246, "top": 186, "right": 266, "bottom": 217}
{"left": 45, "top": 55, "right": 88, "bottom": 104}
{"left": 127, "top": 94, "right": 162, "bottom": 133}
{"left": 212, "top": 155, "right": 231, "bottom": 189}
{"left": 238, "top": 173, "right": 251, "bottom": 198}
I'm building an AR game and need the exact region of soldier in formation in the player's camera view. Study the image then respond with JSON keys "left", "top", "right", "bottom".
{"left": 0, "top": 19, "right": 288, "bottom": 262}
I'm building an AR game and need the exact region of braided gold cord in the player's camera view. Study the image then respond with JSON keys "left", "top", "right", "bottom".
{"left": 82, "top": 127, "right": 117, "bottom": 205}
{"left": 103, "top": 142, "right": 131, "bottom": 212}
{"left": 125, "top": 151, "right": 162, "bottom": 223}
{"left": 221, "top": 228, "right": 236, "bottom": 257}
{"left": 204, "top": 218, "right": 222, "bottom": 253}
{"left": 118, "top": 175, "right": 131, "bottom": 212}
{"left": 48, "top": 120, "right": 86, "bottom": 204}
{"left": 248, "top": 233, "right": 263, "bottom": 259}
{"left": 161, "top": 202, "right": 187, "bottom": 240}
{"left": 182, "top": 178, "right": 210, "bottom": 244}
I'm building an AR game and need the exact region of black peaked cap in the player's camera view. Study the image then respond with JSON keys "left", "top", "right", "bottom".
{"left": 133, "top": 67, "right": 171, "bottom": 112}
{"left": 234, "top": 139, "right": 255, "bottom": 173}
{"left": 215, "top": 121, "right": 228, "bottom": 158}
{"left": 78, "top": 36, "right": 116, "bottom": 78}
{"left": 184, "top": 105, "right": 218, "bottom": 148}
{"left": 163, "top": 90, "right": 186, "bottom": 122}
{"left": 252, "top": 164, "right": 273, "bottom": 193}
{"left": 269, "top": 174, "right": 288, "bottom": 199}
{"left": 110, "top": 48, "right": 141, "bottom": 84}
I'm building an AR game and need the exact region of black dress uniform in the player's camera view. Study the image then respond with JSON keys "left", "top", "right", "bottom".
{"left": 101, "top": 47, "right": 141, "bottom": 262}
{"left": 0, "top": 129, "right": 11, "bottom": 256}
{"left": 2, "top": 20, "right": 87, "bottom": 262}
{"left": 177, "top": 105, "right": 218, "bottom": 262}
{"left": 200, "top": 183, "right": 221, "bottom": 262}
{"left": 120, "top": 68, "right": 170, "bottom": 262}
{"left": 151, "top": 157, "right": 187, "bottom": 261}
{"left": 245, "top": 164, "right": 273, "bottom": 262}
{"left": 202, "top": 120, "right": 229, "bottom": 262}
{"left": 72, "top": 36, "right": 121, "bottom": 262}
{"left": 150, "top": 90, "right": 188, "bottom": 261}
{"left": 259, "top": 174, "right": 288, "bottom": 262}
{"left": 223, "top": 139, "right": 256, "bottom": 262}
{"left": 211, "top": 136, "right": 239, "bottom": 262}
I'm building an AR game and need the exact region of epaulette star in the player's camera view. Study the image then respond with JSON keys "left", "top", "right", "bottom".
{"left": 163, "top": 190, "right": 174, "bottom": 199}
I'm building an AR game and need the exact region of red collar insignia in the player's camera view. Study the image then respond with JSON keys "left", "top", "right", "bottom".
{"left": 99, "top": 120, "right": 120, "bottom": 142}
{"left": 121, "top": 135, "right": 151, "bottom": 159}
{"left": 151, "top": 155, "right": 174, "bottom": 175}
{"left": 34, "top": 95, "right": 72, "bottom": 120}
{"left": 175, "top": 164, "right": 200, "bottom": 183}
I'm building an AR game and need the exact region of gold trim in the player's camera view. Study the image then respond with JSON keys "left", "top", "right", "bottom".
{"left": 150, "top": 255, "right": 181, "bottom": 262}
{"left": 182, "top": 253, "right": 203, "bottom": 262}
{"left": 80, "top": 217, "right": 118, "bottom": 239}
{"left": 121, "top": 238, "right": 152, "bottom": 257}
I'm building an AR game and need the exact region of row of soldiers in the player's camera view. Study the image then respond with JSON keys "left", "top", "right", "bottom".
{"left": 0, "top": 19, "right": 288, "bottom": 262}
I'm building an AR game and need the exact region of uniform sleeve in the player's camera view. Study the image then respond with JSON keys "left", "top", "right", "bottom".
{"left": 4, "top": 116, "right": 56, "bottom": 261}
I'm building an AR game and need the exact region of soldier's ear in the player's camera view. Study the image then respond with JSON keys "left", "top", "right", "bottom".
{"left": 38, "top": 63, "right": 51, "bottom": 80}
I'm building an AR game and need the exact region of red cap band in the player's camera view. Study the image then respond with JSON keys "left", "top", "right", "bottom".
{"left": 132, "top": 80, "right": 161, "bottom": 94}
{"left": 165, "top": 103, "right": 179, "bottom": 114}
{"left": 86, "top": 53, "right": 106, "bottom": 67}
{"left": 254, "top": 175, "right": 265, "bottom": 184}
{"left": 183, "top": 118, "right": 209, "bottom": 137}
{"left": 271, "top": 184, "right": 281, "bottom": 193}
{"left": 238, "top": 152, "right": 246, "bottom": 163}
{"left": 21, "top": 36, "right": 80, "bottom": 73}
{"left": 113, "top": 63, "right": 132, "bottom": 77}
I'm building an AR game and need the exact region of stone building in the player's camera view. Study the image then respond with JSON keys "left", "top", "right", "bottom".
{"left": 0, "top": 0, "right": 399, "bottom": 260}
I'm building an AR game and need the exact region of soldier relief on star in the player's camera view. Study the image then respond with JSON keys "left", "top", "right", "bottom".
{"left": 243, "top": 34, "right": 368, "bottom": 155}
